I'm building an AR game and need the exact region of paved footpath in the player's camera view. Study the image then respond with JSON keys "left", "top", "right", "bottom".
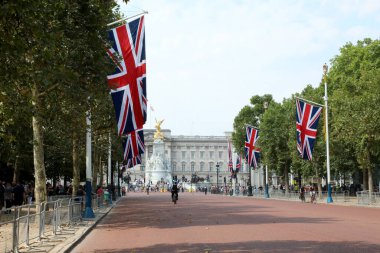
{"left": 71, "top": 192, "right": 380, "bottom": 253}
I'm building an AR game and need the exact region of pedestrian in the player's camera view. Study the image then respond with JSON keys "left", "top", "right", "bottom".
{"left": 75, "top": 185, "right": 85, "bottom": 209}
{"left": 299, "top": 185, "right": 305, "bottom": 203}
{"left": 310, "top": 186, "right": 316, "bottom": 204}
{"left": 96, "top": 186, "right": 104, "bottom": 207}
{"left": 0, "top": 181, "right": 5, "bottom": 211}
{"left": 204, "top": 187, "right": 207, "bottom": 195}
{"left": 4, "top": 182, "right": 13, "bottom": 213}
{"left": 13, "top": 182, "right": 25, "bottom": 206}
{"left": 104, "top": 188, "right": 110, "bottom": 206}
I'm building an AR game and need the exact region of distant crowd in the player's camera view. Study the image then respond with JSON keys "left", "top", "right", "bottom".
{"left": 0, "top": 181, "right": 34, "bottom": 213}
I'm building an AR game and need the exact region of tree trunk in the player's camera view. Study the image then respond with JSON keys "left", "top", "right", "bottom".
{"left": 317, "top": 177, "right": 323, "bottom": 199}
{"left": 12, "top": 156, "right": 19, "bottom": 184}
{"left": 363, "top": 168, "right": 368, "bottom": 191}
{"left": 72, "top": 130, "right": 80, "bottom": 197}
{"left": 297, "top": 170, "right": 302, "bottom": 188}
{"left": 284, "top": 165, "right": 289, "bottom": 194}
{"left": 92, "top": 146, "right": 99, "bottom": 190}
{"left": 99, "top": 157, "right": 104, "bottom": 187}
{"left": 32, "top": 85, "right": 47, "bottom": 205}
{"left": 315, "top": 166, "right": 322, "bottom": 199}
{"left": 368, "top": 167, "right": 373, "bottom": 193}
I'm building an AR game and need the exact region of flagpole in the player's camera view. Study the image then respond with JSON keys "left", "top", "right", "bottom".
{"left": 295, "top": 97, "right": 324, "bottom": 107}
{"left": 107, "top": 11, "right": 148, "bottom": 27}
{"left": 323, "top": 63, "right": 333, "bottom": 203}
{"left": 263, "top": 102, "right": 270, "bottom": 198}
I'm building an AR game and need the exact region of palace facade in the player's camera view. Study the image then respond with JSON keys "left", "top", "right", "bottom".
{"left": 127, "top": 129, "right": 257, "bottom": 187}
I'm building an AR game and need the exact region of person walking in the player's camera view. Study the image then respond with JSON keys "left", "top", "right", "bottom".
{"left": 310, "top": 186, "right": 316, "bottom": 204}
{"left": 299, "top": 185, "right": 305, "bottom": 203}
{"left": 204, "top": 186, "right": 207, "bottom": 195}
{"left": 4, "top": 182, "right": 13, "bottom": 213}
{"left": 0, "top": 181, "right": 5, "bottom": 212}
{"left": 96, "top": 186, "right": 104, "bottom": 207}
{"left": 13, "top": 182, "right": 25, "bottom": 206}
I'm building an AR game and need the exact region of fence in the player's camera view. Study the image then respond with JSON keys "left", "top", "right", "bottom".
{"left": 0, "top": 194, "right": 113, "bottom": 253}
{"left": 203, "top": 185, "right": 379, "bottom": 206}
{"left": 356, "top": 191, "right": 380, "bottom": 206}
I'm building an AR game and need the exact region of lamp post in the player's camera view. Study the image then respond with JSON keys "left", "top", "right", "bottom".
{"left": 84, "top": 110, "right": 95, "bottom": 218}
{"left": 216, "top": 163, "right": 220, "bottom": 193}
{"left": 323, "top": 63, "right": 333, "bottom": 203}
{"left": 263, "top": 101, "right": 270, "bottom": 198}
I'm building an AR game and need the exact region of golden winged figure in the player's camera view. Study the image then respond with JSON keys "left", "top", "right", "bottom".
{"left": 154, "top": 119, "right": 165, "bottom": 140}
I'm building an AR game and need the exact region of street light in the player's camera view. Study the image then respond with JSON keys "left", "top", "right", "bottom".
{"left": 216, "top": 162, "right": 220, "bottom": 192}
{"left": 263, "top": 101, "right": 270, "bottom": 199}
{"left": 323, "top": 63, "right": 333, "bottom": 203}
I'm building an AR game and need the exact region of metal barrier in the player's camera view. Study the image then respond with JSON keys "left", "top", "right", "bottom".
{"left": 0, "top": 194, "right": 110, "bottom": 253}
{"left": 238, "top": 189, "right": 353, "bottom": 204}
{"left": 357, "top": 191, "right": 380, "bottom": 206}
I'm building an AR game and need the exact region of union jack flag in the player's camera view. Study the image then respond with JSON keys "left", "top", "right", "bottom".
{"left": 125, "top": 155, "right": 141, "bottom": 169}
{"left": 228, "top": 139, "right": 233, "bottom": 172}
{"left": 122, "top": 128, "right": 145, "bottom": 162}
{"left": 107, "top": 16, "right": 147, "bottom": 136}
{"left": 235, "top": 155, "right": 241, "bottom": 173}
{"left": 245, "top": 126, "right": 260, "bottom": 168}
{"left": 296, "top": 99, "right": 322, "bottom": 160}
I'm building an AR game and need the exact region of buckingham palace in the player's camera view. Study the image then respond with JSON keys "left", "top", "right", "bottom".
{"left": 125, "top": 129, "right": 270, "bottom": 189}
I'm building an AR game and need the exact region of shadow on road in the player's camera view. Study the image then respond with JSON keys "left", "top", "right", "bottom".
{"left": 89, "top": 240, "right": 380, "bottom": 253}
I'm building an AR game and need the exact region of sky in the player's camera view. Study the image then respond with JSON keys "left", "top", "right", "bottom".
{"left": 117, "top": 0, "right": 380, "bottom": 136}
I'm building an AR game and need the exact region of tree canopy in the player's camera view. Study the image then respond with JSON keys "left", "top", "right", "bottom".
{"left": 232, "top": 38, "right": 380, "bottom": 192}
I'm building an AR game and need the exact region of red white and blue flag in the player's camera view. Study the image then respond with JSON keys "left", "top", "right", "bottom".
{"left": 235, "top": 155, "right": 241, "bottom": 173}
{"left": 245, "top": 126, "right": 260, "bottom": 168}
{"left": 228, "top": 139, "right": 233, "bottom": 172}
{"left": 107, "top": 16, "right": 147, "bottom": 136}
{"left": 122, "top": 128, "right": 145, "bottom": 163}
{"left": 125, "top": 155, "right": 141, "bottom": 169}
{"left": 296, "top": 99, "right": 322, "bottom": 160}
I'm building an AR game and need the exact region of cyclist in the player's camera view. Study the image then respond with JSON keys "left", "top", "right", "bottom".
{"left": 299, "top": 185, "right": 305, "bottom": 202}
{"left": 310, "top": 186, "right": 316, "bottom": 204}
{"left": 171, "top": 176, "right": 179, "bottom": 203}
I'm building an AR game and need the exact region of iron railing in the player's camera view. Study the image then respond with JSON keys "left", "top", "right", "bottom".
{"left": 0, "top": 194, "right": 115, "bottom": 253}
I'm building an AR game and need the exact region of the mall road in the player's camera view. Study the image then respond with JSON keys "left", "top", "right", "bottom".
{"left": 71, "top": 192, "right": 380, "bottom": 253}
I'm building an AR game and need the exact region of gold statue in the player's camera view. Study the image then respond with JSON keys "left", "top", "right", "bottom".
{"left": 154, "top": 119, "right": 165, "bottom": 140}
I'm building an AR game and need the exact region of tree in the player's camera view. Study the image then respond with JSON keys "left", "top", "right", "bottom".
{"left": 259, "top": 99, "right": 293, "bottom": 193}
{"left": 231, "top": 94, "right": 274, "bottom": 155}
{"left": 329, "top": 39, "right": 380, "bottom": 192}
{"left": 0, "top": 0, "right": 119, "bottom": 203}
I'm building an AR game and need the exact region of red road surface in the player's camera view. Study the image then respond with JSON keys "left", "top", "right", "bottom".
{"left": 71, "top": 192, "right": 380, "bottom": 253}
